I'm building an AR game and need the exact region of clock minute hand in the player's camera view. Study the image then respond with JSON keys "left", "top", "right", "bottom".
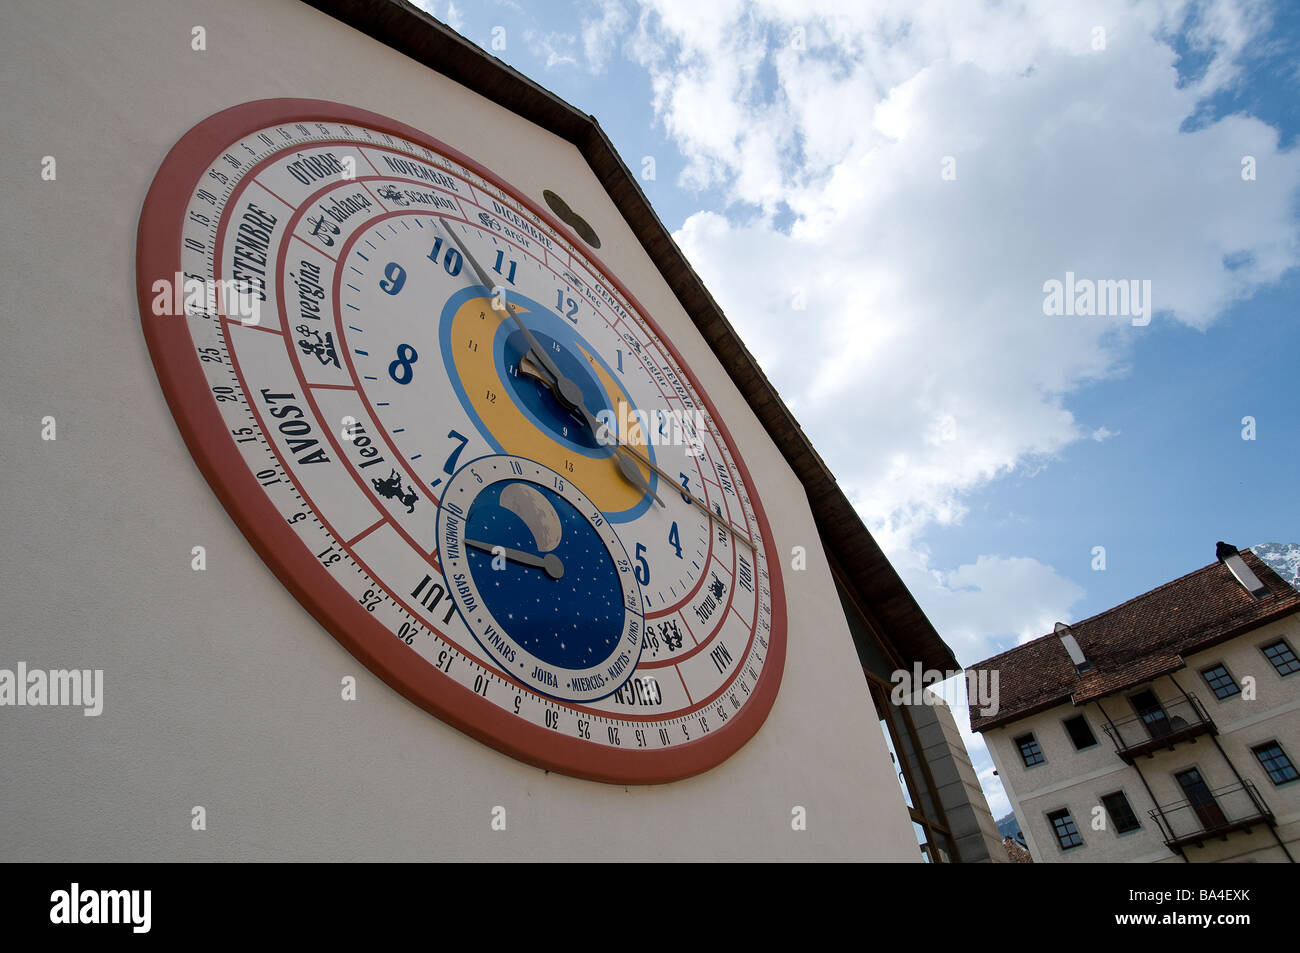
{"left": 464, "top": 538, "right": 565, "bottom": 580}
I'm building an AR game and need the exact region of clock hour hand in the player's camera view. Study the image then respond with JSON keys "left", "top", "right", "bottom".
{"left": 437, "top": 217, "right": 662, "bottom": 506}
{"left": 437, "top": 217, "right": 576, "bottom": 403}
{"left": 464, "top": 538, "right": 565, "bottom": 580}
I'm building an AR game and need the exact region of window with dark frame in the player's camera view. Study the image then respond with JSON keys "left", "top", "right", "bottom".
{"left": 1063, "top": 715, "right": 1097, "bottom": 750}
{"left": 1100, "top": 791, "right": 1141, "bottom": 833}
{"left": 1047, "top": 809, "right": 1083, "bottom": 850}
{"left": 1200, "top": 663, "right": 1241, "bottom": 700}
{"left": 1016, "top": 733, "right": 1045, "bottom": 767}
{"left": 1253, "top": 741, "right": 1299, "bottom": 785}
{"left": 1262, "top": 639, "right": 1300, "bottom": 677}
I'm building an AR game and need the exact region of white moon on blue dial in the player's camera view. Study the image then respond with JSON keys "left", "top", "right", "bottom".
{"left": 500, "top": 482, "right": 563, "bottom": 553}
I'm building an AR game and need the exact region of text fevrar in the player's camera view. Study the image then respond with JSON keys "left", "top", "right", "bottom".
{"left": 1042, "top": 272, "right": 1153, "bottom": 326}
{"left": 0, "top": 663, "right": 103, "bottom": 716}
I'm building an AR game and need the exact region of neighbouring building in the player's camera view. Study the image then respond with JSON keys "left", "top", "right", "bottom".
{"left": 971, "top": 543, "right": 1300, "bottom": 863}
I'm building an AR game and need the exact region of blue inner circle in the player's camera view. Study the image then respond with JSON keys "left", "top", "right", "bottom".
{"left": 467, "top": 480, "right": 623, "bottom": 670}
{"left": 502, "top": 328, "right": 609, "bottom": 451}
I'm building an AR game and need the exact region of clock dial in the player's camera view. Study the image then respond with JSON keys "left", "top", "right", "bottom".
{"left": 136, "top": 99, "right": 786, "bottom": 783}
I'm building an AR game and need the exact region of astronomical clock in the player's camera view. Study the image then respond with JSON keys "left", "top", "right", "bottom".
{"left": 136, "top": 99, "right": 786, "bottom": 782}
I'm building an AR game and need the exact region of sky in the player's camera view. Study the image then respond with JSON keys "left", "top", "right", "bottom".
{"left": 414, "top": 0, "right": 1300, "bottom": 819}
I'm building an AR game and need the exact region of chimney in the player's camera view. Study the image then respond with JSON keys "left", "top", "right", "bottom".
{"left": 1217, "top": 541, "right": 1271, "bottom": 600}
{"left": 1055, "top": 622, "right": 1092, "bottom": 673}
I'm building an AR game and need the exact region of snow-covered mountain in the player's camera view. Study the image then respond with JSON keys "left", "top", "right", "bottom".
{"left": 1252, "top": 542, "right": 1300, "bottom": 591}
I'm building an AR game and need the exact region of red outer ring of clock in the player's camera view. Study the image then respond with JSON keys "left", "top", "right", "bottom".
{"left": 135, "top": 98, "right": 787, "bottom": 784}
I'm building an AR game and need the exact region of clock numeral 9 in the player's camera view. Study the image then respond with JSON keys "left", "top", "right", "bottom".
{"left": 379, "top": 261, "right": 406, "bottom": 295}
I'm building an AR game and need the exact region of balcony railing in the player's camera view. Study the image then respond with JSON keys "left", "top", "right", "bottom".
{"left": 1147, "top": 780, "right": 1274, "bottom": 852}
{"left": 1101, "top": 693, "right": 1216, "bottom": 763}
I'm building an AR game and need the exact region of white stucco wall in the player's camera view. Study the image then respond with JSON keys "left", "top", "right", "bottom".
{"left": 0, "top": 0, "right": 921, "bottom": 861}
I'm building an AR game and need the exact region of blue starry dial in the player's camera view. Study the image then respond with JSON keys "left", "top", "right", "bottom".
{"left": 437, "top": 454, "right": 645, "bottom": 702}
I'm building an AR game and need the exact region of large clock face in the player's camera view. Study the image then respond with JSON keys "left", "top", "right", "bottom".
{"left": 136, "top": 99, "right": 786, "bottom": 783}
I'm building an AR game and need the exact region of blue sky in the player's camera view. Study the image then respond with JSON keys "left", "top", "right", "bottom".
{"left": 419, "top": 0, "right": 1300, "bottom": 816}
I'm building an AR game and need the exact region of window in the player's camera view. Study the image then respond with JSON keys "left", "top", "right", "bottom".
{"left": 1130, "top": 689, "right": 1170, "bottom": 738}
{"left": 1262, "top": 639, "right": 1300, "bottom": 677}
{"left": 1101, "top": 791, "right": 1141, "bottom": 834}
{"left": 1047, "top": 809, "right": 1083, "bottom": 850}
{"left": 1200, "top": 663, "right": 1241, "bottom": 700}
{"left": 1253, "top": 741, "right": 1299, "bottom": 785}
{"left": 1016, "top": 733, "right": 1045, "bottom": 767}
{"left": 1063, "top": 715, "right": 1097, "bottom": 750}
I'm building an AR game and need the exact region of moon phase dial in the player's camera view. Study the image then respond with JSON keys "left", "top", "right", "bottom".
{"left": 438, "top": 455, "right": 644, "bottom": 703}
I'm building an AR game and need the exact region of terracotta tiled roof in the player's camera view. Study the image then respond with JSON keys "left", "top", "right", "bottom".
{"left": 968, "top": 550, "right": 1300, "bottom": 732}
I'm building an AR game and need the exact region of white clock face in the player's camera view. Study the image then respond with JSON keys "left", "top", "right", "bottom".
{"left": 139, "top": 100, "right": 784, "bottom": 782}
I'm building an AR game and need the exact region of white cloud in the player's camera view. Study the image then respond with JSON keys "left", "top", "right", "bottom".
{"left": 626, "top": 0, "right": 1298, "bottom": 554}
{"left": 449, "top": 2, "right": 466, "bottom": 32}
{"left": 1091, "top": 425, "right": 1119, "bottom": 442}
{"left": 905, "top": 552, "right": 1086, "bottom": 663}
{"left": 526, "top": 29, "right": 580, "bottom": 68}
{"left": 581, "top": 0, "right": 631, "bottom": 73}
